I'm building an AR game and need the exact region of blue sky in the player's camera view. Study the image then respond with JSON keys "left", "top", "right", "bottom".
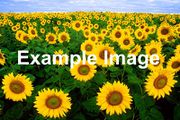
{"left": 0, "top": 0, "right": 179, "bottom": 13}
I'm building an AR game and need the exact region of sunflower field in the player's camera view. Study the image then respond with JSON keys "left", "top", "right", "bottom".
{"left": 0, "top": 12, "right": 180, "bottom": 120}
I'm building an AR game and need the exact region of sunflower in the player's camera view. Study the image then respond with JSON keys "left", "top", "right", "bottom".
{"left": 134, "top": 29, "right": 144, "bottom": 40}
{"left": 128, "top": 44, "right": 141, "bottom": 56}
{"left": 95, "top": 44, "right": 116, "bottom": 67}
{"left": 88, "top": 33, "right": 98, "bottom": 42}
{"left": 58, "top": 32, "right": 70, "bottom": 43}
{"left": 28, "top": 27, "right": 38, "bottom": 38}
{"left": 149, "top": 25, "right": 157, "bottom": 34}
{"left": 110, "top": 29, "right": 124, "bottom": 42}
{"left": 97, "top": 81, "right": 132, "bottom": 116}
{"left": 83, "top": 29, "right": 91, "bottom": 38}
{"left": 11, "top": 26, "right": 18, "bottom": 32}
{"left": 2, "top": 73, "right": 33, "bottom": 101}
{"left": 72, "top": 20, "right": 83, "bottom": 31}
{"left": 20, "top": 32, "right": 30, "bottom": 44}
{"left": 167, "top": 56, "right": 180, "bottom": 73}
{"left": 144, "top": 26, "right": 151, "bottom": 34}
{"left": 15, "top": 30, "right": 24, "bottom": 42}
{"left": 144, "top": 40, "right": 162, "bottom": 56}
{"left": 70, "top": 61, "right": 96, "bottom": 82}
{"left": 40, "top": 28, "right": 45, "bottom": 34}
{"left": 94, "top": 24, "right": 99, "bottom": 29}
{"left": 45, "top": 33, "right": 57, "bottom": 44}
{"left": 145, "top": 68, "right": 177, "bottom": 99}
{"left": 34, "top": 88, "right": 71, "bottom": 118}
{"left": 157, "top": 22, "right": 173, "bottom": 38}
{"left": 0, "top": 50, "right": 5, "bottom": 65}
{"left": 118, "top": 36, "right": 135, "bottom": 50}
{"left": 81, "top": 40, "right": 96, "bottom": 55}
{"left": 101, "top": 29, "right": 108, "bottom": 36}
{"left": 148, "top": 54, "right": 165, "bottom": 71}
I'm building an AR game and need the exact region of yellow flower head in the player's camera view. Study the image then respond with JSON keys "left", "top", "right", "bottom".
{"left": 167, "top": 55, "right": 180, "bottom": 73}
{"left": 19, "top": 32, "right": 30, "bottom": 44}
{"left": 81, "top": 40, "right": 96, "bottom": 55}
{"left": 28, "top": 27, "right": 38, "bottom": 39}
{"left": 145, "top": 40, "right": 162, "bottom": 56}
{"left": 58, "top": 32, "right": 70, "bottom": 43}
{"left": 157, "top": 22, "right": 173, "bottom": 41}
{"left": 70, "top": 61, "right": 97, "bottom": 82}
{"left": 97, "top": 81, "right": 132, "bottom": 116}
{"left": 72, "top": 20, "right": 83, "bottom": 31}
{"left": 34, "top": 88, "right": 71, "bottom": 118}
{"left": 2, "top": 73, "right": 33, "bottom": 101}
{"left": 45, "top": 33, "right": 57, "bottom": 44}
{"left": 110, "top": 29, "right": 124, "bottom": 42}
{"left": 145, "top": 68, "right": 177, "bottom": 99}
{"left": 118, "top": 35, "right": 135, "bottom": 50}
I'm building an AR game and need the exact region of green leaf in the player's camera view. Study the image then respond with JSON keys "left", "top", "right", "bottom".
{"left": 149, "top": 108, "right": 164, "bottom": 120}
{"left": 93, "top": 71, "right": 107, "bottom": 85}
{"left": 125, "top": 66, "right": 142, "bottom": 84}
{"left": 82, "top": 97, "right": 100, "bottom": 113}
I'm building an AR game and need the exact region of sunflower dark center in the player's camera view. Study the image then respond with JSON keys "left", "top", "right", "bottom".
{"left": 78, "top": 65, "right": 90, "bottom": 75}
{"left": 31, "top": 30, "right": 35, "bottom": 35}
{"left": 9, "top": 80, "right": 25, "bottom": 94}
{"left": 46, "top": 95, "right": 62, "bottom": 109}
{"left": 150, "top": 48, "right": 157, "bottom": 55}
{"left": 138, "top": 31, "right": 142, "bottom": 37}
{"left": 141, "top": 25, "right": 144, "bottom": 29}
{"left": 171, "top": 61, "right": 180, "bottom": 69}
{"left": 99, "top": 49, "right": 110, "bottom": 59}
{"left": 123, "top": 39, "right": 130, "bottom": 45}
{"left": 107, "top": 91, "right": 123, "bottom": 106}
{"left": 115, "top": 31, "right": 121, "bottom": 38}
{"left": 23, "top": 36, "right": 29, "bottom": 40}
{"left": 85, "top": 31, "right": 89, "bottom": 36}
{"left": 154, "top": 75, "right": 167, "bottom": 89}
{"left": 131, "top": 48, "right": 137, "bottom": 53}
{"left": 91, "top": 36, "right": 96, "bottom": 41}
{"left": 48, "top": 35, "right": 54, "bottom": 41}
{"left": 161, "top": 28, "right": 169, "bottom": 35}
{"left": 75, "top": 23, "right": 80, "bottom": 28}
{"left": 18, "top": 33, "right": 21, "bottom": 38}
{"left": 145, "top": 28, "right": 149, "bottom": 32}
{"left": 85, "top": 44, "right": 93, "bottom": 51}
{"left": 61, "top": 35, "right": 67, "bottom": 41}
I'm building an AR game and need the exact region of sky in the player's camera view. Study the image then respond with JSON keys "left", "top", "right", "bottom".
{"left": 0, "top": 0, "right": 179, "bottom": 13}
